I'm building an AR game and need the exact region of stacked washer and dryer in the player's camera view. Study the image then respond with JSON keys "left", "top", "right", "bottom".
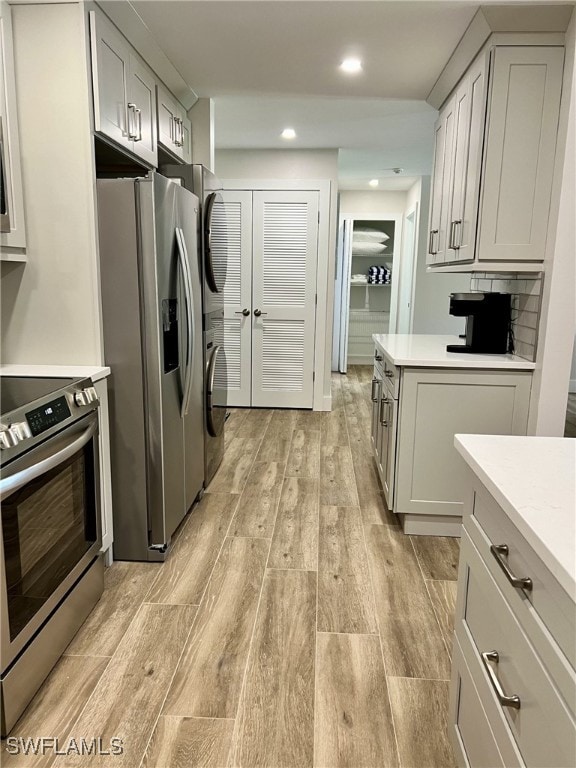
{"left": 162, "top": 164, "right": 228, "bottom": 486}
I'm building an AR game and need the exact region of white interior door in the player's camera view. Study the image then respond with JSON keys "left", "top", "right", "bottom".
{"left": 251, "top": 190, "right": 319, "bottom": 408}
{"left": 395, "top": 207, "right": 417, "bottom": 333}
{"left": 214, "top": 191, "right": 253, "bottom": 407}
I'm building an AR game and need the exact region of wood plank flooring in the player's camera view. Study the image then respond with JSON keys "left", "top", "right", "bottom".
{"left": 3, "top": 367, "right": 458, "bottom": 768}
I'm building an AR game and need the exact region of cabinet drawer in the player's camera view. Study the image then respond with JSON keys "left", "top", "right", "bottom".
{"left": 459, "top": 532, "right": 576, "bottom": 768}
{"left": 471, "top": 484, "right": 575, "bottom": 672}
{"left": 383, "top": 358, "right": 399, "bottom": 398}
{"left": 451, "top": 634, "right": 522, "bottom": 768}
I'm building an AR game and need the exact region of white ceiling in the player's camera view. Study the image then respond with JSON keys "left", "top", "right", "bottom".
{"left": 215, "top": 96, "right": 437, "bottom": 188}
{"left": 131, "top": 1, "right": 480, "bottom": 187}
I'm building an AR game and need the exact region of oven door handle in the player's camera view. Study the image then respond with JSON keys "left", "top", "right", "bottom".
{"left": 0, "top": 421, "right": 97, "bottom": 501}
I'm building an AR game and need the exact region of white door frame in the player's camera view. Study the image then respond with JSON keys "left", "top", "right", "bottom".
{"left": 335, "top": 211, "right": 403, "bottom": 364}
{"left": 222, "top": 178, "right": 332, "bottom": 411}
{"left": 396, "top": 203, "right": 419, "bottom": 333}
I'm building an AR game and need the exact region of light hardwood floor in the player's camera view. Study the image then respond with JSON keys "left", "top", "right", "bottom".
{"left": 2, "top": 367, "right": 459, "bottom": 768}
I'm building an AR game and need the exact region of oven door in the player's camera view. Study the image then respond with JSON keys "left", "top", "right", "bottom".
{"left": 0, "top": 411, "right": 101, "bottom": 669}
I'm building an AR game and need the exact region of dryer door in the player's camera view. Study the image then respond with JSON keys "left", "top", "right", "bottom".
{"left": 204, "top": 192, "right": 227, "bottom": 295}
{"left": 206, "top": 344, "right": 227, "bottom": 437}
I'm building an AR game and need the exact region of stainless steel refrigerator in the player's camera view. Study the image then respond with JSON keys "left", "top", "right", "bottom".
{"left": 97, "top": 173, "right": 204, "bottom": 561}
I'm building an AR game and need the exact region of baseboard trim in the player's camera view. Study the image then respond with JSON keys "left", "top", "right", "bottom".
{"left": 316, "top": 394, "right": 332, "bottom": 412}
{"left": 401, "top": 513, "right": 462, "bottom": 537}
{"left": 347, "top": 356, "right": 374, "bottom": 366}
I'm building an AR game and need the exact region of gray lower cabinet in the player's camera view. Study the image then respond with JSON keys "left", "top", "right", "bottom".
{"left": 450, "top": 475, "right": 576, "bottom": 767}
{"left": 371, "top": 356, "right": 399, "bottom": 510}
{"left": 371, "top": 356, "right": 532, "bottom": 535}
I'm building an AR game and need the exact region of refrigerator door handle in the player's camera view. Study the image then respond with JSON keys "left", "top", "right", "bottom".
{"left": 175, "top": 226, "right": 194, "bottom": 417}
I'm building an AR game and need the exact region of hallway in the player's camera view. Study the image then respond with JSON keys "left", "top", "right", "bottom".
{"left": 3, "top": 368, "right": 458, "bottom": 768}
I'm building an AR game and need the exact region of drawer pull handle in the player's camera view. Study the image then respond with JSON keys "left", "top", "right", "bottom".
{"left": 371, "top": 378, "right": 378, "bottom": 403}
{"left": 490, "top": 544, "right": 533, "bottom": 591}
{"left": 379, "top": 396, "right": 388, "bottom": 426}
{"left": 375, "top": 353, "right": 383, "bottom": 362}
{"left": 481, "top": 650, "right": 521, "bottom": 710}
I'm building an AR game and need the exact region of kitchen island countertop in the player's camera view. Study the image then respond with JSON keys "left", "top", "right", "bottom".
{"left": 372, "top": 334, "right": 535, "bottom": 370}
{"left": 455, "top": 434, "right": 576, "bottom": 598}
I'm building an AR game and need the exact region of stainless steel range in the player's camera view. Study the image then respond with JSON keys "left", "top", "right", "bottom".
{"left": 0, "top": 376, "right": 104, "bottom": 736}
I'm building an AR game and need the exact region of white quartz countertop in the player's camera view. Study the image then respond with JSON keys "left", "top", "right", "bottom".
{"left": 372, "top": 334, "right": 535, "bottom": 370}
{"left": 455, "top": 434, "right": 576, "bottom": 599}
{"left": 0, "top": 364, "right": 111, "bottom": 382}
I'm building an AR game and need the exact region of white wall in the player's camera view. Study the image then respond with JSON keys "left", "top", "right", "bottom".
{"left": 339, "top": 190, "right": 407, "bottom": 217}
{"left": 408, "top": 177, "right": 469, "bottom": 335}
{"left": 216, "top": 148, "right": 339, "bottom": 408}
{"left": 529, "top": 12, "right": 576, "bottom": 434}
{"left": 216, "top": 148, "right": 338, "bottom": 183}
{"left": 1, "top": 3, "right": 103, "bottom": 365}
{"left": 189, "top": 97, "right": 214, "bottom": 171}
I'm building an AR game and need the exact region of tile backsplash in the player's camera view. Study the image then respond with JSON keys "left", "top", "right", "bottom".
{"left": 469, "top": 273, "right": 543, "bottom": 361}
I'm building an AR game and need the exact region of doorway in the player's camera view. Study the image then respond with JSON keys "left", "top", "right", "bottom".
{"left": 334, "top": 213, "right": 403, "bottom": 373}
{"left": 216, "top": 187, "right": 320, "bottom": 409}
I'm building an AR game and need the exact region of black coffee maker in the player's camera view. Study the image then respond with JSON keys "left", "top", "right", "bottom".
{"left": 447, "top": 292, "right": 511, "bottom": 354}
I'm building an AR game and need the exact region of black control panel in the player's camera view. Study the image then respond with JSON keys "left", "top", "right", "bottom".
{"left": 26, "top": 396, "right": 71, "bottom": 436}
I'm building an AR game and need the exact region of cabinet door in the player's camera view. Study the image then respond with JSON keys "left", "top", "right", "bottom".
{"left": 435, "top": 97, "right": 457, "bottom": 264}
{"left": 447, "top": 55, "right": 487, "bottom": 264}
{"left": 215, "top": 190, "right": 253, "bottom": 407}
{"left": 382, "top": 397, "right": 397, "bottom": 508}
{"left": 395, "top": 369, "right": 531, "bottom": 519}
{"left": 127, "top": 54, "right": 157, "bottom": 166}
{"left": 478, "top": 46, "right": 564, "bottom": 263}
{"left": 377, "top": 391, "right": 389, "bottom": 486}
{"left": 0, "top": 2, "right": 26, "bottom": 251}
{"left": 157, "top": 83, "right": 181, "bottom": 159}
{"left": 89, "top": 11, "right": 130, "bottom": 151}
{"left": 181, "top": 116, "right": 192, "bottom": 164}
{"left": 370, "top": 373, "right": 380, "bottom": 452}
{"left": 251, "top": 190, "right": 319, "bottom": 408}
{"left": 427, "top": 116, "right": 446, "bottom": 265}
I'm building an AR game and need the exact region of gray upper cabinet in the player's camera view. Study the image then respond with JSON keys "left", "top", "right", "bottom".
{"left": 0, "top": 0, "right": 26, "bottom": 255}
{"left": 127, "top": 54, "right": 157, "bottom": 166}
{"left": 478, "top": 46, "right": 564, "bottom": 263}
{"left": 157, "top": 82, "right": 192, "bottom": 164}
{"left": 428, "top": 44, "right": 564, "bottom": 270}
{"left": 89, "top": 11, "right": 157, "bottom": 167}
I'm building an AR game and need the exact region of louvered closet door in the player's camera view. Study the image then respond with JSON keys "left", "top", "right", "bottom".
{"left": 251, "top": 191, "right": 319, "bottom": 408}
{"left": 214, "top": 191, "right": 253, "bottom": 407}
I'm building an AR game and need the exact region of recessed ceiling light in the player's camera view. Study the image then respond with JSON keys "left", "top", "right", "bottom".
{"left": 281, "top": 128, "right": 296, "bottom": 140}
{"left": 369, "top": 179, "right": 379, "bottom": 187}
{"left": 340, "top": 58, "right": 363, "bottom": 74}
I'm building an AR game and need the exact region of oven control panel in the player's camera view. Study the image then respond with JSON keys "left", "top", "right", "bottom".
{"left": 26, "top": 396, "right": 71, "bottom": 437}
